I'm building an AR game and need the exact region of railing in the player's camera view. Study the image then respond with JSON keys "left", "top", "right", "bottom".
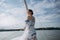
{"left": 0, "top": 27, "right": 60, "bottom": 32}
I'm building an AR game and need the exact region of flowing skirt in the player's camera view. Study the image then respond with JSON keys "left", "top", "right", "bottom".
{"left": 11, "top": 24, "right": 36, "bottom": 40}
{"left": 11, "top": 28, "right": 32, "bottom": 40}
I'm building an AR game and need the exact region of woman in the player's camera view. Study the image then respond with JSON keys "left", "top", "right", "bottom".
{"left": 11, "top": 9, "right": 37, "bottom": 40}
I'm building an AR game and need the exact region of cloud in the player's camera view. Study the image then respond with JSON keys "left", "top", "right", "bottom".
{"left": 0, "top": 0, "right": 27, "bottom": 28}
{"left": 29, "top": 0, "right": 56, "bottom": 21}
{"left": 28, "top": 0, "right": 60, "bottom": 27}
{"left": 0, "top": 0, "right": 60, "bottom": 28}
{"left": 0, "top": 12, "right": 26, "bottom": 29}
{"left": 0, "top": 13, "right": 19, "bottom": 26}
{"left": 0, "top": 0, "right": 5, "bottom": 6}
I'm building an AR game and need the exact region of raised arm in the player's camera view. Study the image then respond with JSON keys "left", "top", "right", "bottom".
{"left": 24, "top": 0, "right": 28, "bottom": 12}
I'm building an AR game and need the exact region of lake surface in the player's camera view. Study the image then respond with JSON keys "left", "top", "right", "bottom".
{"left": 0, "top": 30, "right": 60, "bottom": 40}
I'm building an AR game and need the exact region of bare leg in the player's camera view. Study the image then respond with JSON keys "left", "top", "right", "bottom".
{"left": 33, "top": 36, "right": 37, "bottom": 40}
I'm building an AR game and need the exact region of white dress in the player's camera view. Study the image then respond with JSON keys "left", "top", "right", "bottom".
{"left": 11, "top": 16, "right": 36, "bottom": 40}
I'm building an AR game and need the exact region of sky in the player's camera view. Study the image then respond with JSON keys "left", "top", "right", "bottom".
{"left": 0, "top": 0, "right": 60, "bottom": 29}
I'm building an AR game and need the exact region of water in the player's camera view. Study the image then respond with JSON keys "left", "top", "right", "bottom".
{"left": 0, "top": 30, "right": 60, "bottom": 40}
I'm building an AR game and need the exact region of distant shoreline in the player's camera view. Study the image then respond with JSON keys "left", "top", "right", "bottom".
{"left": 0, "top": 27, "right": 60, "bottom": 32}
